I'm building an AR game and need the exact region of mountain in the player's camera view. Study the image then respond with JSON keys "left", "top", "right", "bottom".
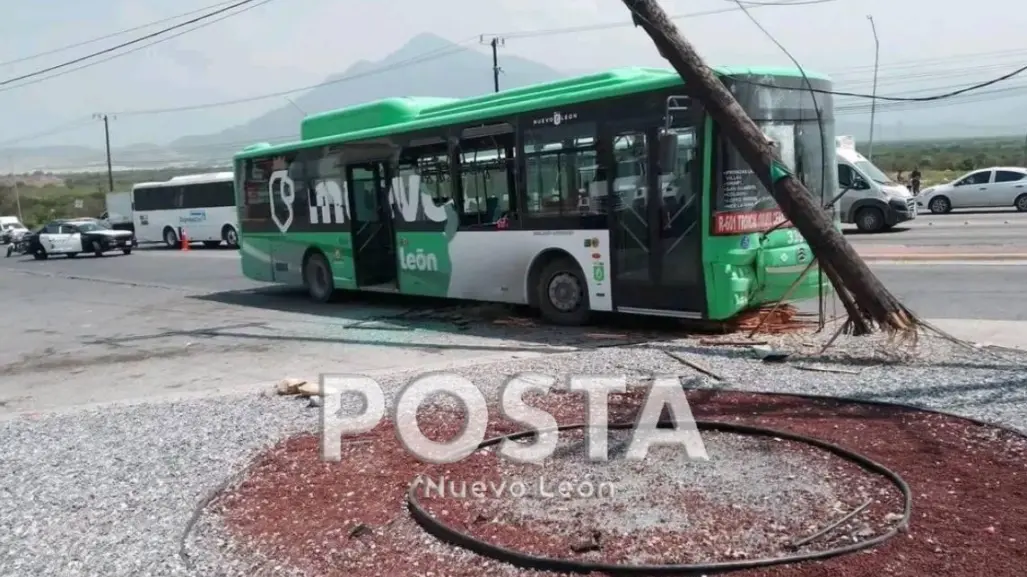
{"left": 1, "top": 34, "right": 567, "bottom": 173}
{"left": 3, "top": 33, "right": 1024, "bottom": 172}
{"left": 167, "top": 33, "right": 567, "bottom": 157}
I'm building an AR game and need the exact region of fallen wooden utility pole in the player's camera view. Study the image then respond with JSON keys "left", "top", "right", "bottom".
{"left": 621, "top": 0, "right": 917, "bottom": 336}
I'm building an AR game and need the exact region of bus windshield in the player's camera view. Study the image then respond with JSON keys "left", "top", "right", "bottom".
{"left": 855, "top": 159, "right": 893, "bottom": 185}
{"left": 713, "top": 75, "right": 837, "bottom": 234}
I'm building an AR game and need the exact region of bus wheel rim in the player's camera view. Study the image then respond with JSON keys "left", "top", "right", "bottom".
{"left": 311, "top": 262, "right": 329, "bottom": 296}
{"left": 547, "top": 272, "right": 582, "bottom": 312}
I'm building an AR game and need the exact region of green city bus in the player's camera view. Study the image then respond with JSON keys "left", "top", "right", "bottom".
{"left": 233, "top": 66, "right": 834, "bottom": 325}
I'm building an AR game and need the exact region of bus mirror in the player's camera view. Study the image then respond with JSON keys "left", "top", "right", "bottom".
{"left": 659, "top": 131, "right": 679, "bottom": 170}
{"left": 664, "top": 95, "right": 691, "bottom": 129}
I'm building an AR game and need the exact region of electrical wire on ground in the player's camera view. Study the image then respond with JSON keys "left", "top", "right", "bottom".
{"left": 0, "top": 0, "right": 270, "bottom": 89}
{"left": 406, "top": 418, "right": 912, "bottom": 575}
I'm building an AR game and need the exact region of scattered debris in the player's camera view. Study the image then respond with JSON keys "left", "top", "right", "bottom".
{"left": 348, "top": 523, "right": 373, "bottom": 539}
{"left": 730, "top": 304, "right": 818, "bottom": 335}
{"left": 789, "top": 500, "right": 873, "bottom": 549}
{"left": 662, "top": 350, "right": 723, "bottom": 381}
{"left": 569, "top": 530, "right": 603, "bottom": 553}
{"left": 794, "top": 364, "right": 861, "bottom": 375}
{"left": 752, "top": 345, "right": 791, "bottom": 363}
{"left": 699, "top": 338, "right": 769, "bottom": 346}
{"left": 275, "top": 378, "right": 307, "bottom": 396}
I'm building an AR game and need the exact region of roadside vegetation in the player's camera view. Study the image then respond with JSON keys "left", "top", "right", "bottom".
{"left": 862, "top": 135, "right": 1027, "bottom": 186}
{"left": 0, "top": 167, "right": 206, "bottom": 227}
{"left": 1, "top": 136, "right": 1024, "bottom": 226}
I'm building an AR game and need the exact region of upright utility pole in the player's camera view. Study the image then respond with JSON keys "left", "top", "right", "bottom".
{"left": 866, "top": 15, "right": 880, "bottom": 161}
{"left": 93, "top": 113, "right": 115, "bottom": 193}
{"left": 480, "top": 35, "right": 505, "bottom": 93}
{"left": 9, "top": 157, "right": 22, "bottom": 221}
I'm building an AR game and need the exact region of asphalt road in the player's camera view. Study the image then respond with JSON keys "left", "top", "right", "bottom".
{"left": 0, "top": 247, "right": 590, "bottom": 417}
{"left": 843, "top": 208, "right": 1027, "bottom": 249}
{"left": 794, "top": 261, "right": 1027, "bottom": 321}
{"left": 5, "top": 245, "right": 1023, "bottom": 320}
{"left": 2, "top": 243, "right": 1023, "bottom": 415}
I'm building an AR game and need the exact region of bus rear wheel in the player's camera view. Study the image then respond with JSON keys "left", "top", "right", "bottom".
{"left": 222, "top": 225, "right": 239, "bottom": 248}
{"left": 163, "top": 227, "right": 178, "bottom": 249}
{"left": 536, "top": 257, "right": 590, "bottom": 326}
{"left": 303, "top": 252, "right": 335, "bottom": 303}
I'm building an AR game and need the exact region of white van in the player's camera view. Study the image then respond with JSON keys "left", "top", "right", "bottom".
{"left": 0, "top": 216, "right": 28, "bottom": 245}
{"left": 131, "top": 172, "right": 239, "bottom": 248}
{"left": 835, "top": 136, "right": 917, "bottom": 233}
{"left": 100, "top": 191, "right": 134, "bottom": 233}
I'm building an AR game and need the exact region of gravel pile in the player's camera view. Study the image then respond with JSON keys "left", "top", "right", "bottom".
{"left": 1, "top": 328, "right": 1025, "bottom": 576}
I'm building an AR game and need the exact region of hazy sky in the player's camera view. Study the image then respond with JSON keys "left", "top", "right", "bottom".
{"left": 1, "top": 0, "right": 1025, "bottom": 149}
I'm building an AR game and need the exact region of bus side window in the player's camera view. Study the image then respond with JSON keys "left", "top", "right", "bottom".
{"left": 242, "top": 158, "right": 272, "bottom": 221}
{"left": 455, "top": 133, "right": 512, "bottom": 228}
{"left": 523, "top": 122, "right": 597, "bottom": 219}
{"left": 397, "top": 142, "right": 451, "bottom": 219}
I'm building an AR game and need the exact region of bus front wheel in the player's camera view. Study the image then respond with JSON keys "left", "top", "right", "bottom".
{"left": 303, "top": 252, "right": 335, "bottom": 303}
{"left": 536, "top": 257, "right": 590, "bottom": 326}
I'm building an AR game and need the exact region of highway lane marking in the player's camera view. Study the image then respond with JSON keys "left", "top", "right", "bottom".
{"left": 135, "top": 250, "right": 238, "bottom": 258}
{"left": 869, "top": 260, "right": 1027, "bottom": 266}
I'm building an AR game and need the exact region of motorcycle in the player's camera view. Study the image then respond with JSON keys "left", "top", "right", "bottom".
{"left": 5, "top": 230, "right": 32, "bottom": 258}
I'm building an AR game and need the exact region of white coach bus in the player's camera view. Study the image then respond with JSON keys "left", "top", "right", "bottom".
{"left": 131, "top": 172, "right": 240, "bottom": 248}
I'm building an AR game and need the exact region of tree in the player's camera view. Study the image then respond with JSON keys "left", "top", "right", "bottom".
{"left": 621, "top": 0, "right": 917, "bottom": 336}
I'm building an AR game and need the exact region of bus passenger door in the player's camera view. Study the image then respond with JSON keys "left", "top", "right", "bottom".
{"left": 346, "top": 162, "right": 398, "bottom": 288}
{"left": 605, "top": 114, "right": 705, "bottom": 317}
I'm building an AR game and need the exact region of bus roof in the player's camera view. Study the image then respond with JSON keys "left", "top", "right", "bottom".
{"left": 235, "top": 66, "right": 830, "bottom": 160}
{"left": 132, "top": 171, "right": 234, "bottom": 189}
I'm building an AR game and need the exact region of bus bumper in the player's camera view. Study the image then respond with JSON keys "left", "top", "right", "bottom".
{"left": 753, "top": 242, "right": 831, "bottom": 306}
{"left": 705, "top": 230, "right": 833, "bottom": 321}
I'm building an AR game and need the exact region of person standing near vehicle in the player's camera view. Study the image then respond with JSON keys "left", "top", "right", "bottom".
{"left": 910, "top": 166, "right": 922, "bottom": 195}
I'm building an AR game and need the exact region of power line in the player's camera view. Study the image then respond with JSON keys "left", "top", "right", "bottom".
{"left": 0, "top": 117, "right": 95, "bottom": 148}
{"left": 107, "top": 1, "right": 834, "bottom": 116}
{"left": 827, "top": 46, "right": 1027, "bottom": 77}
{"left": 0, "top": 0, "right": 242, "bottom": 69}
{"left": 724, "top": 64, "right": 1027, "bottom": 103}
{"left": 836, "top": 83, "right": 1027, "bottom": 115}
{"left": 111, "top": 40, "right": 478, "bottom": 115}
{"left": 0, "top": 0, "right": 277, "bottom": 95}
{"left": 487, "top": 0, "right": 836, "bottom": 40}
{"left": 108, "top": 6, "right": 1023, "bottom": 118}
{"left": 0, "top": 0, "right": 267, "bottom": 88}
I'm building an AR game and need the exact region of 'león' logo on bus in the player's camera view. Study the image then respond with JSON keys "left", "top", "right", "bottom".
{"left": 399, "top": 246, "right": 439, "bottom": 272}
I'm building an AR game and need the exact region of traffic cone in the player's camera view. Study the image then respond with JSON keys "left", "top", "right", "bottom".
{"left": 180, "top": 229, "right": 189, "bottom": 251}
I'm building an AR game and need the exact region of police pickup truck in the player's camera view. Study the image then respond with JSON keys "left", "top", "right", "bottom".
{"left": 27, "top": 218, "right": 136, "bottom": 260}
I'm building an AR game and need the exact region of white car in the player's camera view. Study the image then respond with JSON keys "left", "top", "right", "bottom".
{"left": 916, "top": 167, "right": 1027, "bottom": 214}
{"left": 28, "top": 218, "right": 136, "bottom": 260}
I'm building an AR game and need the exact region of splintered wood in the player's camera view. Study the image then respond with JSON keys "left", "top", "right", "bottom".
{"left": 731, "top": 304, "right": 818, "bottom": 335}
